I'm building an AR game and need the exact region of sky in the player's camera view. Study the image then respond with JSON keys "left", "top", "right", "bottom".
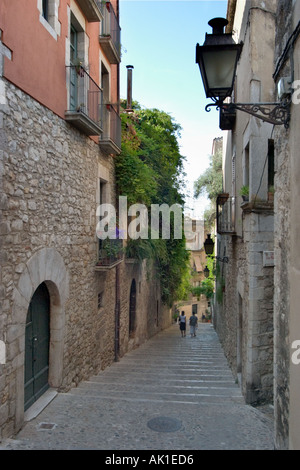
{"left": 119, "top": 0, "right": 227, "bottom": 219}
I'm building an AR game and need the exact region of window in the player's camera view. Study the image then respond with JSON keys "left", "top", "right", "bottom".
{"left": 42, "top": 0, "right": 49, "bottom": 21}
{"left": 268, "top": 139, "right": 275, "bottom": 188}
{"left": 129, "top": 280, "right": 136, "bottom": 335}
{"left": 98, "top": 292, "right": 104, "bottom": 309}
{"left": 101, "top": 62, "right": 110, "bottom": 104}
{"left": 98, "top": 179, "right": 107, "bottom": 250}
{"left": 38, "top": 0, "right": 61, "bottom": 39}
{"left": 69, "top": 25, "right": 78, "bottom": 111}
{"left": 244, "top": 143, "right": 250, "bottom": 188}
{"left": 68, "top": 14, "right": 88, "bottom": 114}
{"left": 70, "top": 25, "right": 78, "bottom": 65}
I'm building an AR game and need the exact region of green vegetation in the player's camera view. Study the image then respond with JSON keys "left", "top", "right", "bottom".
{"left": 239, "top": 185, "right": 249, "bottom": 197}
{"left": 115, "top": 101, "right": 190, "bottom": 306}
{"left": 190, "top": 253, "right": 215, "bottom": 300}
{"left": 193, "top": 148, "right": 223, "bottom": 231}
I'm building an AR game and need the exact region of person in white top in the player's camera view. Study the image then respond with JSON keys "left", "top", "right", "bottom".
{"left": 179, "top": 311, "right": 186, "bottom": 337}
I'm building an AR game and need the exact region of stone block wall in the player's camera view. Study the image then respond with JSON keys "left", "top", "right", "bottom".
{"left": 214, "top": 234, "right": 245, "bottom": 377}
{"left": 272, "top": 0, "right": 293, "bottom": 450}
{"left": 215, "top": 207, "right": 274, "bottom": 405}
{"left": 243, "top": 210, "right": 274, "bottom": 404}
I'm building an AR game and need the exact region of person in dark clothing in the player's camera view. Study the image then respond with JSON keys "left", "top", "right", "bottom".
{"left": 189, "top": 313, "right": 198, "bottom": 337}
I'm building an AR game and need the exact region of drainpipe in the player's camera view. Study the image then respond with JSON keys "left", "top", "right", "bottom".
{"left": 126, "top": 65, "right": 134, "bottom": 112}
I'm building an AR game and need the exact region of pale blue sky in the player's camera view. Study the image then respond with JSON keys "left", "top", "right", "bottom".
{"left": 119, "top": 0, "right": 227, "bottom": 217}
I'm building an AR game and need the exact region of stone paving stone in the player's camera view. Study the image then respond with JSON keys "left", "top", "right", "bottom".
{"left": 0, "top": 323, "right": 274, "bottom": 450}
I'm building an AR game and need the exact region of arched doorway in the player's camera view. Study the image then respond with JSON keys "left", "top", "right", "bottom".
{"left": 24, "top": 283, "right": 50, "bottom": 411}
{"left": 129, "top": 279, "right": 136, "bottom": 335}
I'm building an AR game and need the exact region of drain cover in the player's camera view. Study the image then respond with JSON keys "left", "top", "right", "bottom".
{"left": 147, "top": 416, "right": 182, "bottom": 433}
{"left": 37, "top": 422, "right": 56, "bottom": 431}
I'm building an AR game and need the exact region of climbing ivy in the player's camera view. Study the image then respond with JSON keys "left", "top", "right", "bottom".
{"left": 115, "top": 101, "right": 190, "bottom": 306}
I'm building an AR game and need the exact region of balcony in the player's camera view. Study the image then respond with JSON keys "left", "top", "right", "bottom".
{"left": 95, "top": 238, "right": 124, "bottom": 270}
{"left": 99, "top": 2, "right": 121, "bottom": 64}
{"left": 76, "top": 0, "right": 103, "bottom": 22}
{"left": 65, "top": 65, "right": 103, "bottom": 136}
{"left": 216, "top": 195, "right": 236, "bottom": 235}
{"left": 99, "top": 104, "right": 121, "bottom": 154}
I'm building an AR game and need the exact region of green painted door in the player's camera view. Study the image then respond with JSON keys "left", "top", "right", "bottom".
{"left": 24, "top": 283, "right": 50, "bottom": 411}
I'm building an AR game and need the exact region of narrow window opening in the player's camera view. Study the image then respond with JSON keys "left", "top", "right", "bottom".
{"left": 98, "top": 292, "right": 104, "bottom": 309}
{"left": 244, "top": 144, "right": 249, "bottom": 188}
{"left": 42, "top": 0, "right": 49, "bottom": 21}
{"left": 268, "top": 139, "right": 275, "bottom": 188}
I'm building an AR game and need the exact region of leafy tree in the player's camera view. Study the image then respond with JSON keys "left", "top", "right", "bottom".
{"left": 194, "top": 149, "right": 222, "bottom": 200}
{"left": 194, "top": 148, "right": 223, "bottom": 231}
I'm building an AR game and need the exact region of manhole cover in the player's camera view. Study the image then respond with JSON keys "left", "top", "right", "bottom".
{"left": 147, "top": 416, "right": 182, "bottom": 433}
{"left": 37, "top": 422, "right": 56, "bottom": 431}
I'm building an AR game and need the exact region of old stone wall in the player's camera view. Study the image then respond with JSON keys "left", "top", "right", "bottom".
{"left": 244, "top": 209, "right": 274, "bottom": 404}
{"left": 215, "top": 207, "right": 274, "bottom": 406}
{"left": 272, "top": 0, "right": 293, "bottom": 450}
{"left": 214, "top": 234, "right": 246, "bottom": 378}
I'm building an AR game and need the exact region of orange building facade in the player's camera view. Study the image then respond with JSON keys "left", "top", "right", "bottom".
{"left": 1, "top": 0, "right": 119, "bottom": 123}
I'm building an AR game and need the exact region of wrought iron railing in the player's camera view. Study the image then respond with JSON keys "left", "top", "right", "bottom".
{"left": 101, "top": 104, "right": 121, "bottom": 150}
{"left": 66, "top": 65, "right": 103, "bottom": 128}
{"left": 97, "top": 238, "right": 123, "bottom": 267}
{"left": 99, "top": 1, "right": 121, "bottom": 56}
{"left": 216, "top": 195, "right": 236, "bottom": 234}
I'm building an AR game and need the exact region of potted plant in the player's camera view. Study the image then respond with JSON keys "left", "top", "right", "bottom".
{"left": 239, "top": 185, "right": 249, "bottom": 202}
{"left": 217, "top": 192, "right": 229, "bottom": 205}
{"left": 73, "top": 57, "right": 84, "bottom": 76}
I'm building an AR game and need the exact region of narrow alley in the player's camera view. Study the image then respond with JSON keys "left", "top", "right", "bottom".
{"left": 1, "top": 323, "right": 274, "bottom": 451}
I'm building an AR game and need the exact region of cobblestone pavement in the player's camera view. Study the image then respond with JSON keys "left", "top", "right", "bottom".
{"left": 0, "top": 323, "right": 274, "bottom": 451}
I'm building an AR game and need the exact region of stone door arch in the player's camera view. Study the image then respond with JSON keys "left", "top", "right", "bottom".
{"left": 10, "top": 247, "right": 69, "bottom": 432}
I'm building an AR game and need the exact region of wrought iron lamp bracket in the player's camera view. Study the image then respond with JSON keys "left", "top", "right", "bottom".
{"left": 205, "top": 98, "right": 291, "bottom": 129}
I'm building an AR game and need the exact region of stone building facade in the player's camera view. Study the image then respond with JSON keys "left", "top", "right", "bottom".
{"left": 0, "top": 0, "right": 171, "bottom": 439}
{"left": 214, "top": 0, "right": 276, "bottom": 405}
{"left": 272, "top": 0, "right": 300, "bottom": 450}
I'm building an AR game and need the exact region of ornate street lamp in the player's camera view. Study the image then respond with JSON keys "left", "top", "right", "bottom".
{"left": 196, "top": 18, "right": 242, "bottom": 102}
{"left": 196, "top": 18, "right": 291, "bottom": 129}
{"left": 204, "top": 234, "right": 229, "bottom": 263}
{"left": 204, "top": 234, "right": 214, "bottom": 255}
{"left": 204, "top": 266, "right": 210, "bottom": 278}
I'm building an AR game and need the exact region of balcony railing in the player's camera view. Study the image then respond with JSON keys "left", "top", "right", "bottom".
{"left": 99, "top": 104, "right": 121, "bottom": 154}
{"left": 65, "top": 65, "right": 103, "bottom": 136}
{"left": 216, "top": 195, "right": 236, "bottom": 235}
{"left": 99, "top": 2, "right": 121, "bottom": 64}
{"left": 96, "top": 238, "right": 123, "bottom": 269}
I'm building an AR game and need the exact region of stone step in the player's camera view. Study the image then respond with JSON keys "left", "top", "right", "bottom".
{"left": 76, "top": 376, "right": 241, "bottom": 389}
{"left": 87, "top": 373, "right": 235, "bottom": 385}
{"left": 66, "top": 388, "right": 244, "bottom": 405}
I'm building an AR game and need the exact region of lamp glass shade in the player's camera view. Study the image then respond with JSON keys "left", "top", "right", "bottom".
{"left": 204, "top": 266, "right": 210, "bottom": 278}
{"left": 204, "top": 234, "right": 214, "bottom": 255}
{"left": 203, "top": 48, "right": 239, "bottom": 93}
